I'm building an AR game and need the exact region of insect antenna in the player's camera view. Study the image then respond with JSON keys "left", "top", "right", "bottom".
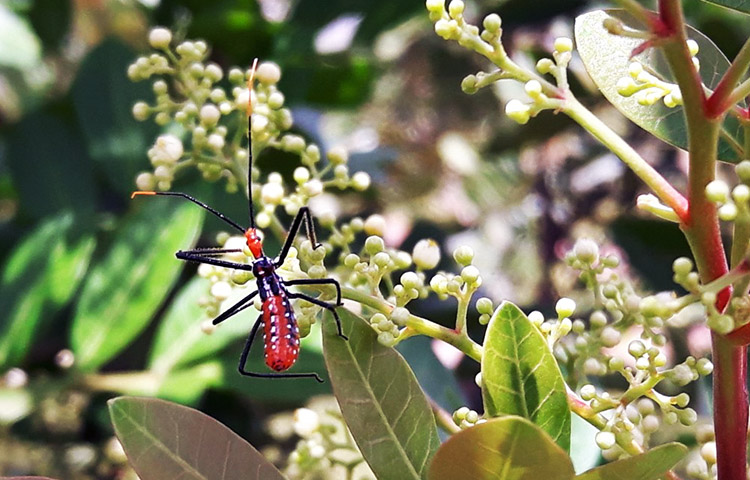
{"left": 131, "top": 191, "right": 246, "bottom": 234}
{"left": 247, "top": 58, "right": 258, "bottom": 229}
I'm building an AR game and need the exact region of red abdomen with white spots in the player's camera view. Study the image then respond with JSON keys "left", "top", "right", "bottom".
{"left": 262, "top": 296, "right": 300, "bottom": 372}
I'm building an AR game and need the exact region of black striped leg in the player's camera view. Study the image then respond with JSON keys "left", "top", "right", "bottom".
{"left": 212, "top": 290, "right": 259, "bottom": 326}
{"left": 176, "top": 249, "right": 254, "bottom": 271}
{"left": 284, "top": 278, "right": 342, "bottom": 306}
{"left": 288, "top": 292, "right": 347, "bottom": 340}
{"left": 238, "top": 316, "right": 324, "bottom": 382}
{"left": 275, "top": 207, "right": 320, "bottom": 267}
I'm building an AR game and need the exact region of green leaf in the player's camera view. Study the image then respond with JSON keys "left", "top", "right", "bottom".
{"left": 7, "top": 112, "right": 97, "bottom": 220}
{"left": 323, "top": 309, "right": 440, "bottom": 480}
{"left": 71, "top": 39, "right": 158, "bottom": 193}
{"left": 481, "top": 301, "right": 571, "bottom": 451}
{"left": 575, "top": 442, "right": 688, "bottom": 480}
{"left": 0, "top": 5, "right": 41, "bottom": 69}
{"left": 428, "top": 417, "right": 575, "bottom": 480}
{"left": 700, "top": 0, "right": 750, "bottom": 14}
{"left": 71, "top": 201, "right": 203, "bottom": 371}
{"left": 575, "top": 9, "right": 744, "bottom": 163}
{"left": 147, "top": 279, "right": 253, "bottom": 375}
{"left": 0, "top": 214, "right": 95, "bottom": 368}
{"left": 108, "top": 396, "right": 285, "bottom": 480}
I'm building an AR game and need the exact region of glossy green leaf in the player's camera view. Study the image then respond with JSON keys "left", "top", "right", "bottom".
{"left": 0, "top": 214, "right": 95, "bottom": 368}
{"left": 0, "top": 5, "right": 41, "bottom": 68}
{"left": 109, "top": 396, "right": 284, "bottom": 480}
{"left": 481, "top": 301, "right": 571, "bottom": 451}
{"left": 575, "top": 9, "right": 744, "bottom": 163}
{"left": 576, "top": 443, "right": 687, "bottom": 480}
{"left": 71, "top": 201, "right": 203, "bottom": 371}
{"left": 700, "top": 0, "right": 750, "bottom": 14}
{"left": 323, "top": 309, "right": 440, "bottom": 480}
{"left": 428, "top": 417, "right": 575, "bottom": 480}
{"left": 148, "top": 279, "right": 253, "bottom": 375}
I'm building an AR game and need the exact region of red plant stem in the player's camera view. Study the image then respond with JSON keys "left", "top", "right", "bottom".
{"left": 655, "top": 2, "right": 748, "bottom": 479}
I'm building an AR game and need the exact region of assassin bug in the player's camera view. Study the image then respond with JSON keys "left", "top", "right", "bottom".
{"left": 132, "top": 60, "right": 346, "bottom": 382}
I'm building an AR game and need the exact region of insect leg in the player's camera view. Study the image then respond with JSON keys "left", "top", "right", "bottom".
{"left": 176, "top": 249, "right": 254, "bottom": 271}
{"left": 238, "top": 316, "right": 324, "bottom": 382}
{"left": 212, "top": 290, "right": 259, "bottom": 326}
{"left": 288, "top": 292, "right": 347, "bottom": 340}
{"left": 275, "top": 206, "right": 320, "bottom": 266}
{"left": 283, "top": 278, "right": 342, "bottom": 305}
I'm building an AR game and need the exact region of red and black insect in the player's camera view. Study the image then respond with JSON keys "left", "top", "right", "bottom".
{"left": 133, "top": 62, "right": 346, "bottom": 382}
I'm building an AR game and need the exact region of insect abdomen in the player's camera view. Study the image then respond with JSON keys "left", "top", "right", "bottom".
{"left": 262, "top": 296, "right": 300, "bottom": 372}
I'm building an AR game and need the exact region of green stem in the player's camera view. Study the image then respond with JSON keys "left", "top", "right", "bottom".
{"left": 563, "top": 98, "right": 688, "bottom": 219}
{"left": 342, "top": 286, "right": 483, "bottom": 362}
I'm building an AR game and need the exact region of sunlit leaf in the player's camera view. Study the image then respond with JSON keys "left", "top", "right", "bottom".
{"left": 0, "top": 214, "right": 95, "bottom": 368}
{"left": 481, "top": 301, "right": 571, "bottom": 451}
{"left": 109, "top": 396, "right": 284, "bottom": 480}
{"left": 575, "top": 443, "right": 687, "bottom": 480}
{"left": 700, "top": 0, "right": 750, "bottom": 14}
{"left": 428, "top": 417, "right": 575, "bottom": 480}
{"left": 575, "top": 9, "right": 744, "bottom": 163}
{"left": 323, "top": 309, "right": 440, "bottom": 480}
{"left": 71, "top": 201, "right": 203, "bottom": 371}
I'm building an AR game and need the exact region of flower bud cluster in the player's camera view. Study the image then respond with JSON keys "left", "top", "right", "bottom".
{"left": 705, "top": 163, "right": 750, "bottom": 223}
{"left": 284, "top": 402, "right": 373, "bottom": 480}
{"left": 615, "top": 61, "right": 684, "bottom": 108}
{"left": 130, "top": 28, "right": 371, "bottom": 207}
{"left": 452, "top": 406, "right": 485, "bottom": 430}
{"left": 684, "top": 424, "right": 717, "bottom": 480}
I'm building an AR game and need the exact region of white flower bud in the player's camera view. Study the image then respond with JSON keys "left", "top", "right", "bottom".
{"left": 200, "top": 104, "right": 221, "bottom": 126}
{"left": 149, "top": 27, "right": 172, "bottom": 49}
{"left": 528, "top": 310, "right": 544, "bottom": 326}
{"left": 293, "top": 408, "right": 319, "bottom": 438}
{"left": 413, "top": 239, "right": 440, "bottom": 270}
{"left": 554, "top": 37, "right": 573, "bottom": 53}
{"left": 352, "top": 171, "right": 371, "bottom": 191}
{"left": 362, "top": 215, "right": 384, "bottom": 238}
{"left": 261, "top": 182, "right": 284, "bottom": 205}
{"left": 701, "top": 442, "right": 717, "bottom": 464}
{"left": 505, "top": 99, "right": 530, "bottom": 124}
{"left": 293, "top": 167, "right": 310, "bottom": 184}
{"left": 149, "top": 134, "right": 184, "bottom": 165}
{"left": 687, "top": 39, "right": 699, "bottom": 57}
{"left": 555, "top": 298, "right": 576, "bottom": 318}
{"left": 303, "top": 179, "right": 323, "bottom": 197}
{"left": 255, "top": 62, "right": 282, "bottom": 85}
{"left": 595, "top": 431, "right": 616, "bottom": 450}
{"left": 483, "top": 14, "right": 501, "bottom": 33}
{"left": 205, "top": 63, "right": 223, "bottom": 82}
{"left": 391, "top": 306, "right": 410, "bottom": 326}
{"left": 132, "top": 101, "right": 150, "bottom": 121}
{"left": 207, "top": 133, "right": 225, "bottom": 150}
{"left": 705, "top": 180, "right": 729, "bottom": 203}
{"left": 135, "top": 172, "right": 155, "bottom": 191}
